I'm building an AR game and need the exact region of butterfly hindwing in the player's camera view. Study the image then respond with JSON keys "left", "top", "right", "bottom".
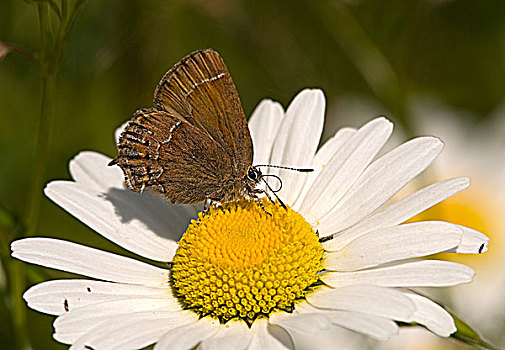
{"left": 114, "top": 108, "right": 233, "bottom": 203}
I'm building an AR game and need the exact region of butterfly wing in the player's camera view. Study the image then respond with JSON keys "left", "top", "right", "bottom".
{"left": 112, "top": 108, "right": 233, "bottom": 204}
{"left": 154, "top": 49, "right": 253, "bottom": 178}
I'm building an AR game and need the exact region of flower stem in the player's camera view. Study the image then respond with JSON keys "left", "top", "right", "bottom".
{"left": 10, "top": 4, "right": 58, "bottom": 349}
{"left": 11, "top": 2, "right": 86, "bottom": 349}
{"left": 25, "top": 72, "right": 56, "bottom": 237}
{"left": 8, "top": 260, "right": 29, "bottom": 350}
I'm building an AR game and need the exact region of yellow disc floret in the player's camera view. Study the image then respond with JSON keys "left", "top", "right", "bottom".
{"left": 171, "top": 199, "right": 323, "bottom": 325}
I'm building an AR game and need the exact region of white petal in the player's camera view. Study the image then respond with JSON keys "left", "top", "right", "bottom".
{"left": 154, "top": 317, "right": 220, "bottom": 350}
{"left": 282, "top": 324, "right": 363, "bottom": 350}
{"left": 249, "top": 99, "right": 285, "bottom": 165}
{"left": 23, "top": 279, "right": 171, "bottom": 315}
{"left": 318, "top": 137, "right": 444, "bottom": 236}
{"left": 199, "top": 320, "right": 252, "bottom": 350}
{"left": 324, "top": 222, "right": 462, "bottom": 271}
{"left": 270, "top": 313, "right": 332, "bottom": 334}
{"left": 69, "top": 152, "right": 124, "bottom": 191}
{"left": 270, "top": 311, "right": 338, "bottom": 350}
{"left": 322, "top": 260, "right": 474, "bottom": 287}
{"left": 403, "top": 292, "right": 456, "bottom": 337}
{"left": 293, "top": 127, "right": 357, "bottom": 210}
{"left": 269, "top": 89, "right": 325, "bottom": 205}
{"left": 53, "top": 332, "right": 82, "bottom": 345}
{"left": 323, "top": 177, "right": 470, "bottom": 251}
{"left": 247, "top": 319, "right": 292, "bottom": 350}
{"left": 114, "top": 121, "right": 129, "bottom": 145}
{"left": 54, "top": 298, "right": 182, "bottom": 338}
{"left": 300, "top": 117, "right": 393, "bottom": 221}
{"left": 326, "top": 310, "right": 399, "bottom": 341}
{"left": 444, "top": 225, "right": 490, "bottom": 254}
{"left": 11, "top": 238, "right": 169, "bottom": 286}
{"left": 45, "top": 181, "right": 196, "bottom": 261}
{"left": 307, "top": 285, "right": 415, "bottom": 321}
{"left": 293, "top": 300, "right": 398, "bottom": 340}
{"left": 68, "top": 311, "right": 197, "bottom": 350}
{"left": 54, "top": 298, "right": 184, "bottom": 334}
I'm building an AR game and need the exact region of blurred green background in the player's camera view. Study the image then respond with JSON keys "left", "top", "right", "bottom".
{"left": 2, "top": 0, "right": 505, "bottom": 349}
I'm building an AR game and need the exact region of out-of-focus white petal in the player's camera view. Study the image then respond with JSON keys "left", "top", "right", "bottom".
{"left": 11, "top": 238, "right": 169, "bottom": 286}
{"left": 23, "top": 279, "right": 171, "bottom": 316}
{"left": 323, "top": 177, "right": 470, "bottom": 251}
{"left": 249, "top": 99, "right": 285, "bottom": 165}
{"left": 270, "top": 89, "right": 325, "bottom": 205}
{"left": 317, "top": 137, "right": 444, "bottom": 236}
{"left": 307, "top": 285, "right": 415, "bottom": 321}
{"left": 324, "top": 222, "right": 462, "bottom": 271}
{"left": 322, "top": 260, "right": 474, "bottom": 287}
{"left": 300, "top": 117, "right": 393, "bottom": 221}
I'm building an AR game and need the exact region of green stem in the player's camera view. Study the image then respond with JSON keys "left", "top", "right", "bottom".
{"left": 11, "top": 3, "right": 60, "bottom": 349}
{"left": 11, "top": 1, "right": 83, "bottom": 347}
{"left": 25, "top": 2, "right": 59, "bottom": 238}
{"left": 25, "top": 73, "right": 56, "bottom": 237}
{"left": 36, "top": 2, "right": 51, "bottom": 66}
{"left": 8, "top": 260, "right": 29, "bottom": 350}
{"left": 24, "top": 0, "right": 86, "bottom": 236}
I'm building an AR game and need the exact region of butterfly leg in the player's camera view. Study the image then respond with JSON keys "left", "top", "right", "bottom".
{"left": 252, "top": 187, "right": 287, "bottom": 210}
{"left": 202, "top": 198, "right": 213, "bottom": 216}
{"left": 251, "top": 192, "right": 272, "bottom": 216}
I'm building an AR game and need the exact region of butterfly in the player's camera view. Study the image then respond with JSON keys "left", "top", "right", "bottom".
{"left": 109, "top": 49, "right": 270, "bottom": 206}
{"left": 110, "top": 49, "right": 311, "bottom": 210}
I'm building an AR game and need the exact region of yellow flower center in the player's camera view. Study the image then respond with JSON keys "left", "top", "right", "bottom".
{"left": 171, "top": 199, "right": 323, "bottom": 325}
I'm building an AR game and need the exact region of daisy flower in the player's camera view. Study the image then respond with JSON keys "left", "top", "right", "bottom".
{"left": 11, "top": 89, "right": 489, "bottom": 349}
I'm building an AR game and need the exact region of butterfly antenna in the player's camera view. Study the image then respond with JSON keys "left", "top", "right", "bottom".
{"left": 262, "top": 177, "right": 286, "bottom": 209}
{"left": 262, "top": 174, "right": 283, "bottom": 193}
{"left": 255, "top": 164, "right": 314, "bottom": 173}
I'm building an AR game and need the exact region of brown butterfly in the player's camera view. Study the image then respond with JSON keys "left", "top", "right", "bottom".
{"left": 109, "top": 49, "right": 309, "bottom": 209}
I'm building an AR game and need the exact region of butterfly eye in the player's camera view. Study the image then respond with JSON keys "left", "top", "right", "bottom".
{"left": 247, "top": 167, "right": 259, "bottom": 181}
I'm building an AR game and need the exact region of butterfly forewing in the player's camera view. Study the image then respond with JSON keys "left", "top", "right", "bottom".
{"left": 115, "top": 108, "right": 233, "bottom": 203}
{"left": 154, "top": 49, "right": 253, "bottom": 178}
